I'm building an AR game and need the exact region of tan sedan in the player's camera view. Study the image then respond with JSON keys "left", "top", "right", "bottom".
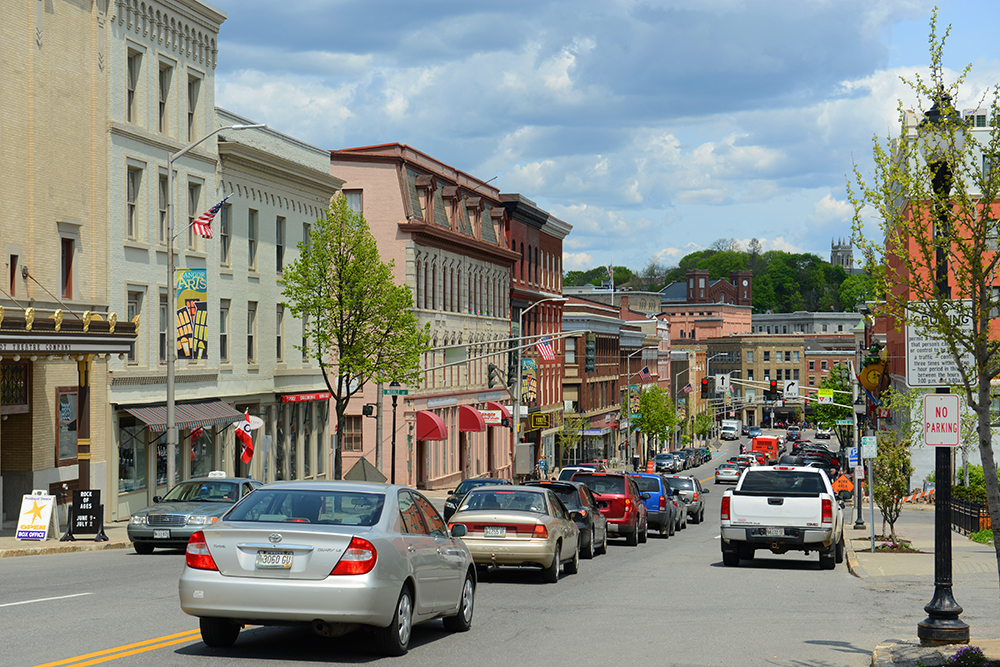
{"left": 447, "top": 485, "right": 581, "bottom": 583}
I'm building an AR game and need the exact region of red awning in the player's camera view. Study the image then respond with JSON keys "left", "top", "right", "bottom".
{"left": 279, "top": 391, "right": 332, "bottom": 403}
{"left": 416, "top": 410, "right": 448, "bottom": 441}
{"left": 485, "top": 401, "right": 511, "bottom": 419}
{"left": 458, "top": 405, "right": 486, "bottom": 432}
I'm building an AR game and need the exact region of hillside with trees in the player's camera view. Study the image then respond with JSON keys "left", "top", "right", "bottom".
{"left": 564, "top": 237, "right": 874, "bottom": 313}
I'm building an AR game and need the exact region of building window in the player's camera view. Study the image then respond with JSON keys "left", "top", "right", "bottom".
{"left": 187, "top": 182, "right": 202, "bottom": 250}
{"left": 60, "top": 238, "right": 74, "bottom": 300}
{"left": 838, "top": 324, "right": 844, "bottom": 332}
{"left": 126, "top": 167, "right": 142, "bottom": 240}
{"left": 158, "top": 293, "right": 168, "bottom": 363}
{"left": 793, "top": 369, "right": 800, "bottom": 380}
{"left": 127, "top": 291, "right": 142, "bottom": 363}
{"left": 784, "top": 351, "right": 791, "bottom": 362}
{"left": 158, "top": 175, "right": 168, "bottom": 244}
{"left": 303, "top": 222, "right": 311, "bottom": 253}
{"left": 565, "top": 337, "right": 576, "bottom": 364}
{"left": 344, "top": 190, "right": 362, "bottom": 213}
{"left": 763, "top": 369, "right": 770, "bottom": 380}
{"left": 248, "top": 209, "right": 258, "bottom": 270}
{"left": 219, "top": 300, "right": 230, "bottom": 362}
{"left": 220, "top": 205, "right": 231, "bottom": 266}
{"left": 746, "top": 350, "right": 753, "bottom": 363}
{"left": 793, "top": 351, "right": 800, "bottom": 362}
{"left": 276, "top": 305, "right": 284, "bottom": 362}
{"left": 247, "top": 302, "right": 257, "bottom": 363}
{"left": 8, "top": 255, "right": 17, "bottom": 297}
{"left": 158, "top": 63, "right": 172, "bottom": 134}
{"left": 56, "top": 387, "right": 79, "bottom": 465}
{"left": 809, "top": 376, "right": 815, "bottom": 386}
{"left": 187, "top": 76, "right": 200, "bottom": 141}
{"left": 821, "top": 361, "right": 827, "bottom": 371}
{"left": 763, "top": 351, "right": 770, "bottom": 362}
{"left": 747, "top": 369, "right": 754, "bottom": 381}
{"left": 276, "top": 216, "right": 285, "bottom": 272}
{"left": 343, "top": 415, "right": 362, "bottom": 452}
{"left": 690, "top": 328, "right": 695, "bottom": 339}
{"left": 126, "top": 50, "right": 141, "bottom": 124}
{"left": 822, "top": 324, "right": 828, "bottom": 332}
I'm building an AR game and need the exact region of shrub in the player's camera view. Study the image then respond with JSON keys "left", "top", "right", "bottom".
{"left": 970, "top": 529, "right": 994, "bottom": 545}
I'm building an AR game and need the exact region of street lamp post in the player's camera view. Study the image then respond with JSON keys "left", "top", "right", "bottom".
{"left": 916, "top": 91, "right": 968, "bottom": 645}
{"left": 625, "top": 346, "right": 656, "bottom": 467}
{"left": 512, "top": 297, "right": 567, "bottom": 480}
{"left": 389, "top": 381, "right": 401, "bottom": 484}
{"left": 165, "top": 123, "right": 264, "bottom": 489}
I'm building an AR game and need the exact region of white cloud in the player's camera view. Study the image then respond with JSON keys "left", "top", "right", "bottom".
{"left": 810, "top": 193, "right": 854, "bottom": 224}
{"left": 563, "top": 251, "right": 594, "bottom": 270}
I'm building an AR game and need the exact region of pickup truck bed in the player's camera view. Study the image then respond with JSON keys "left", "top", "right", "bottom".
{"left": 720, "top": 466, "right": 846, "bottom": 570}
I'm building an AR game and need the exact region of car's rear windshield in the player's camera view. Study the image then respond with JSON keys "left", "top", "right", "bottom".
{"left": 537, "top": 485, "right": 579, "bottom": 507}
{"left": 572, "top": 474, "right": 625, "bottom": 495}
{"left": 655, "top": 454, "right": 673, "bottom": 461}
{"left": 454, "top": 479, "right": 497, "bottom": 495}
{"left": 459, "top": 489, "right": 547, "bottom": 514}
{"left": 163, "top": 481, "right": 238, "bottom": 503}
{"left": 631, "top": 476, "right": 661, "bottom": 493}
{"left": 737, "top": 470, "right": 826, "bottom": 496}
{"left": 225, "top": 489, "right": 385, "bottom": 526}
{"left": 665, "top": 477, "right": 694, "bottom": 491}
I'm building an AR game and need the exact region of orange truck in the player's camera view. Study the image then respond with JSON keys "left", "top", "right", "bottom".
{"left": 751, "top": 436, "right": 780, "bottom": 464}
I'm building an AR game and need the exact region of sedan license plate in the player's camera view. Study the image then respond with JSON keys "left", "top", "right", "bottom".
{"left": 483, "top": 526, "right": 506, "bottom": 538}
{"left": 765, "top": 527, "right": 784, "bottom": 537}
{"left": 255, "top": 550, "right": 294, "bottom": 569}
{"left": 153, "top": 529, "right": 171, "bottom": 539}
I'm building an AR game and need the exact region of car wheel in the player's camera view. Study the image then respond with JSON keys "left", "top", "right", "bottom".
{"left": 659, "top": 521, "right": 669, "bottom": 538}
{"left": 199, "top": 617, "right": 241, "bottom": 648}
{"left": 133, "top": 542, "right": 154, "bottom": 555}
{"left": 638, "top": 519, "right": 648, "bottom": 543}
{"left": 564, "top": 542, "right": 579, "bottom": 575}
{"left": 625, "top": 525, "right": 639, "bottom": 546}
{"left": 442, "top": 572, "right": 475, "bottom": 632}
{"left": 581, "top": 528, "right": 595, "bottom": 559}
{"left": 690, "top": 508, "right": 700, "bottom": 525}
{"left": 542, "top": 542, "right": 561, "bottom": 583}
{"left": 722, "top": 546, "right": 740, "bottom": 567}
{"left": 595, "top": 527, "right": 608, "bottom": 556}
{"left": 835, "top": 534, "right": 845, "bottom": 564}
{"left": 699, "top": 507, "right": 706, "bottom": 524}
{"left": 375, "top": 584, "right": 413, "bottom": 656}
{"left": 669, "top": 516, "right": 676, "bottom": 536}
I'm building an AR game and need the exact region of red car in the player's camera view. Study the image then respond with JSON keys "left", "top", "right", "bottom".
{"left": 571, "top": 472, "right": 648, "bottom": 546}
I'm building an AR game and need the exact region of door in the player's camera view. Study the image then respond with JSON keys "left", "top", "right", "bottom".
{"left": 413, "top": 492, "right": 465, "bottom": 611}
{"left": 397, "top": 490, "right": 440, "bottom": 614}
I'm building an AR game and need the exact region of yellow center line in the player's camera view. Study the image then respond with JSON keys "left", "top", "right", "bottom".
{"left": 32, "top": 630, "right": 201, "bottom": 667}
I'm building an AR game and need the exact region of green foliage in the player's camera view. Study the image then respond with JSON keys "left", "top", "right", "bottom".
{"left": 838, "top": 273, "right": 876, "bottom": 312}
{"left": 970, "top": 529, "right": 994, "bottom": 544}
{"left": 953, "top": 484, "right": 988, "bottom": 503}
{"left": 692, "top": 413, "right": 713, "bottom": 438}
{"left": 871, "top": 434, "right": 914, "bottom": 540}
{"left": 812, "top": 364, "right": 852, "bottom": 432}
{"left": 633, "top": 386, "right": 677, "bottom": 449}
{"left": 281, "top": 194, "right": 430, "bottom": 479}
{"left": 557, "top": 413, "right": 586, "bottom": 458}
{"left": 564, "top": 265, "right": 633, "bottom": 287}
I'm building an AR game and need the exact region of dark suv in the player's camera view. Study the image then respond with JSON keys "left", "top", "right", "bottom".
{"left": 572, "top": 472, "right": 648, "bottom": 546}
{"left": 525, "top": 479, "right": 609, "bottom": 558}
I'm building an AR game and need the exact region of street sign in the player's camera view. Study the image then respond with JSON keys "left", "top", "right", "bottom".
{"left": 836, "top": 419, "right": 853, "bottom": 426}
{"left": 861, "top": 436, "right": 878, "bottom": 459}
{"left": 923, "top": 394, "right": 960, "bottom": 446}
{"left": 832, "top": 474, "right": 855, "bottom": 494}
{"left": 783, "top": 380, "right": 799, "bottom": 398}
{"left": 847, "top": 447, "right": 859, "bottom": 467}
{"left": 906, "top": 300, "right": 975, "bottom": 387}
{"left": 383, "top": 387, "right": 409, "bottom": 396}
{"left": 817, "top": 388, "right": 833, "bottom": 404}
{"left": 715, "top": 374, "right": 730, "bottom": 391}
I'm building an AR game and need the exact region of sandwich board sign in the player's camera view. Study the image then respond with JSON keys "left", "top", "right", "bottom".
{"left": 16, "top": 491, "right": 57, "bottom": 541}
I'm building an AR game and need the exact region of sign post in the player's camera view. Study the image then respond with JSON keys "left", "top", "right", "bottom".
{"left": 861, "top": 435, "right": 878, "bottom": 552}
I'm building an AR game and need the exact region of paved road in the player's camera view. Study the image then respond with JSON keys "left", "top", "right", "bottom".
{"left": 3, "top": 434, "right": 995, "bottom": 667}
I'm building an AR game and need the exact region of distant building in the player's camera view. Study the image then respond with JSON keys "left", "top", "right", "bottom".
{"left": 831, "top": 238, "right": 854, "bottom": 271}
{"left": 752, "top": 311, "right": 862, "bottom": 335}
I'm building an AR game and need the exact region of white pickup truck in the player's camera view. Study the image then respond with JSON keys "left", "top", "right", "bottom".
{"left": 720, "top": 465, "right": 849, "bottom": 570}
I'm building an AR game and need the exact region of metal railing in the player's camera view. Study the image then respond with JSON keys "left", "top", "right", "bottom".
{"left": 951, "top": 497, "right": 990, "bottom": 535}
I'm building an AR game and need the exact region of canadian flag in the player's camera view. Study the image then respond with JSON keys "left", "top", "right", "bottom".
{"left": 236, "top": 410, "right": 254, "bottom": 463}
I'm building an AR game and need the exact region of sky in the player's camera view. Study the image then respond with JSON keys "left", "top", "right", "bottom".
{"left": 210, "top": 0, "right": 1000, "bottom": 274}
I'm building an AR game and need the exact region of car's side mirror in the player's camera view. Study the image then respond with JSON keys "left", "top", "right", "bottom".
{"left": 702, "top": 489, "right": 710, "bottom": 494}
{"left": 570, "top": 511, "right": 585, "bottom": 522}
{"left": 152, "top": 496, "right": 163, "bottom": 504}
{"left": 450, "top": 523, "right": 467, "bottom": 538}
{"left": 447, "top": 489, "right": 456, "bottom": 495}
{"left": 837, "top": 490, "right": 853, "bottom": 501}
{"left": 641, "top": 492, "right": 650, "bottom": 500}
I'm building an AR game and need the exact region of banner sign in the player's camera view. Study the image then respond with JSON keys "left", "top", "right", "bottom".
{"left": 16, "top": 492, "right": 56, "bottom": 540}
{"left": 481, "top": 409, "right": 503, "bottom": 425}
{"left": 520, "top": 358, "right": 537, "bottom": 404}
{"left": 176, "top": 268, "right": 208, "bottom": 359}
{"left": 629, "top": 384, "right": 640, "bottom": 415}
{"left": 676, "top": 398, "right": 687, "bottom": 421}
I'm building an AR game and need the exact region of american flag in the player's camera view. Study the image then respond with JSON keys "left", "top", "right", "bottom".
{"left": 682, "top": 383, "right": 693, "bottom": 393}
{"left": 535, "top": 336, "right": 555, "bottom": 360}
{"left": 192, "top": 195, "right": 231, "bottom": 239}
{"left": 638, "top": 366, "right": 653, "bottom": 383}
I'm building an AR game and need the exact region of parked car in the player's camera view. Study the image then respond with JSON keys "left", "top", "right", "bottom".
{"left": 629, "top": 472, "right": 679, "bottom": 538}
{"left": 178, "top": 481, "right": 476, "bottom": 656}
{"left": 748, "top": 426, "right": 762, "bottom": 438}
{"left": 558, "top": 465, "right": 597, "bottom": 481}
{"left": 786, "top": 425, "right": 801, "bottom": 440}
{"left": 741, "top": 425, "right": 750, "bottom": 436}
{"left": 698, "top": 447, "right": 712, "bottom": 463}
{"left": 672, "top": 450, "right": 691, "bottom": 470}
{"left": 449, "top": 485, "right": 581, "bottom": 582}
{"left": 662, "top": 474, "right": 709, "bottom": 524}
{"left": 128, "top": 472, "right": 262, "bottom": 554}
{"left": 654, "top": 453, "right": 679, "bottom": 473}
{"left": 571, "top": 472, "right": 649, "bottom": 546}
{"left": 443, "top": 478, "right": 511, "bottom": 520}
{"left": 715, "top": 462, "right": 742, "bottom": 485}
{"left": 815, "top": 426, "right": 833, "bottom": 439}
{"left": 524, "top": 480, "right": 608, "bottom": 558}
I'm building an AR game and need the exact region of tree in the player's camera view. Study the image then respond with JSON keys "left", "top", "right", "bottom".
{"left": 693, "top": 413, "right": 713, "bottom": 445}
{"left": 557, "top": 413, "right": 586, "bottom": 466}
{"left": 871, "top": 435, "right": 914, "bottom": 541}
{"left": 812, "top": 363, "right": 852, "bottom": 444}
{"left": 839, "top": 273, "right": 876, "bottom": 312}
{"left": 281, "top": 194, "right": 430, "bottom": 480}
{"left": 634, "top": 386, "right": 677, "bottom": 452}
{"left": 847, "top": 12, "right": 1000, "bottom": 582}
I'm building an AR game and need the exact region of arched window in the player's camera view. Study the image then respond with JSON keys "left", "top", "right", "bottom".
{"left": 520, "top": 243, "right": 525, "bottom": 282}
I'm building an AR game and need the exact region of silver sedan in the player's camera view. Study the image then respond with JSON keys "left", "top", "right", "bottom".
{"left": 178, "top": 481, "right": 476, "bottom": 657}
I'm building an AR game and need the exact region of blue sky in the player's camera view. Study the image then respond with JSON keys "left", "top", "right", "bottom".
{"left": 210, "top": 0, "right": 1000, "bottom": 273}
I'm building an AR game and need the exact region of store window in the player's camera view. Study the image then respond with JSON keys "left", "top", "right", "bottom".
{"left": 118, "top": 415, "right": 148, "bottom": 493}
{"left": 316, "top": 400, "right": 327, "bottom": 477}
{"left": 155, "top": 430, "right": 176, "bottom": 487}
{"left": 303, "top": 402, "right": 312, "bottom": 478}
{"left": 276, "top": 406, "right": 286, "bottom": 481}
{"left": 190, "top": 427, "right": 214, "bottom": 478}
{"left": 56, "top": 387, "right": 79, "bottom": 465}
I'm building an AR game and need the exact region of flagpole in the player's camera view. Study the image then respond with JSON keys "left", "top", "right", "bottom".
{"left": 165, "top": 124, "right": 263, "bottom": 490}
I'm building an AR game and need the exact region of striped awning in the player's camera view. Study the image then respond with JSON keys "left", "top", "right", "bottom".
{"left": 123, "top": 400, "right": 244, "bottom": 432}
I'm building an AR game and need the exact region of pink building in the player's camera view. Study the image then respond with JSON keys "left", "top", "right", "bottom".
{"left": 330, "top": 144, "right": 520, "bottom": 489}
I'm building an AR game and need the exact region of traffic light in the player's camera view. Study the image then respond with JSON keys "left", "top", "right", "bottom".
{"left": 584, "top": 333, "right": 596, "bottom": 373}
{"left": 488, "top": 363, "right": 501, "bottom": 388}
{"left": 700, "top": 377, "right": 709, "bottom": 398}
{"left": 768, "top": 380, "right": 778, "bottom": 400}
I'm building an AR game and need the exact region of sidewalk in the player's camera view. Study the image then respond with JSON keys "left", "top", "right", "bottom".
{"left": 844, "top": 502, "right": 1000, "bottom": 666}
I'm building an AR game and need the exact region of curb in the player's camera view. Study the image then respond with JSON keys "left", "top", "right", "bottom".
{"left": 845, "top": 530, "right": 868, "bottom": 579}
{"left": 872, "top": 639, "right": 904, "bottom": 667}
{"left": 0, "top": 540, "right": 131, "bottom": 559}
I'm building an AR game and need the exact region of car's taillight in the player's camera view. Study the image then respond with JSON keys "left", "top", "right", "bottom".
{"left": 721, "top": 496, "right": 730, "bottom": 521}
{"left": 625, "top": 497, "right": 632, "bottom": 512}
{"left": 331, "top": 536, "right": 377, "bottom": 575}
{"left": 532, "top": 524, "right": 548, "bottom": 539}
{"left": 185, "top": 531, "right": 218, "bottom": 571}
{"left": 659, "top": 495, "right": 666, "bottom": 511}
{"left": 692, "top": 492, "right": 699, "bottom": 502}
{"left": 821, "top": 498, "right": 833, "bottom": 524}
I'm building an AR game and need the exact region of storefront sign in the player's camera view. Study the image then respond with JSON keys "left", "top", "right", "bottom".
{"left": 481, "top": 409, "right": 502, "bottom": 425}
{"left": 280, "top": 391, "right": 332, "bottom": 403}
{"left": 530, "top": 413, "right": 551, "bottom": 430}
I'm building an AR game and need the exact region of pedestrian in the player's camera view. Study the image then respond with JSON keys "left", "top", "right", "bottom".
{"left": 537, "top": 454, "right": 549, "bottom": 480}
{"left": 739, "top": 443, "right": 746, "bottom": 455}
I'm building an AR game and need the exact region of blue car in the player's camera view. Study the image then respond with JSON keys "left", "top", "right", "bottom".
{"left": 748, "top": 426, "right": 762, "bottom": 438}
{"left": 629, "top": 473, "right": 679, "bottom": 537}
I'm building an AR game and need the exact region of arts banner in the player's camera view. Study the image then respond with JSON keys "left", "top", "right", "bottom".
{"left": 176, "top": 268, "right": 208, "bottom": 359}
{"left": 520, "top": 358, "right": 537, "bottom": 405}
